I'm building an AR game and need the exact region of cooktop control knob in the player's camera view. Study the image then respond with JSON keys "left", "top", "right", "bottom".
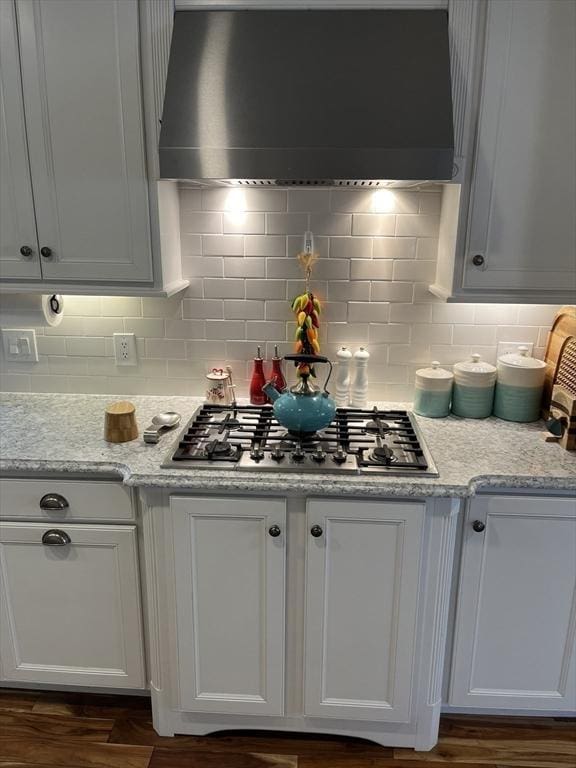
{"left": 271, "top": 446, "right": 285, "bottom": 462}
{"left": 292, "top": 448, "right": 305, "bottom": 462}
{"left": 332, "top": 448, "right": 347, "bottom": 464}
{"left": 312, "top": 447, "right": 326, "bottom": 463}
{"left": 250, "top": 447, "right": 264, "bottom": 462}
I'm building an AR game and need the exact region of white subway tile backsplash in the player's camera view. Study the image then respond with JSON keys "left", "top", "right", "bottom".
{"left": 223, "top": 212, "right": 265, "bottom": 234}
{"left": 452, "top": 324, "right": 497, "bottom": 346}
{"left": 223, "top": 258, "right": 266, "bottom": 279}
{"left": 245, "top": 235, "right": 286, "bottom": 257}
{"left": 372, "top": 238, "right": 416, "bottom": 259}
{"left": 183, "top": 212, "right": 222, "bottom": 234}
{"left": 102, "top": 297, "right": 142, "bottom": 317}
{"left": 266, "top": 212, "right": 308, "bottom": 235}
{"left": 66, "top": 337, "right": 106, "bottom": 357}
{"left": 288, "top": 189, "right": 331, "bottom": 212}
{"left": 206, "top": 320, "right": 246, "bottom": 340}
{"left": 182, "top": 256, "right": 223, "bottom": 278}
{"left": 202, "top": 235, "right": 244, "bottom": 256}
{"left": 309, "top": 213, "right": 351, "bottom": 236}
{"left": 348, "top": 302, "right": 390, "bottom": 323}
{"left": 395, "top": 215, "right": 439, "bottom": 237}
{"left": 204, "top": 278, "right": 246, "bottom": 298}
{"left": 288, "top": 235, "right": 329, "bottom": 259}
{"left": 368, "top": 323, "right": 411, "bottom": 344}
{"left": 183, "top": 299, "right": 224, "bottom": 319}
{"left": 5, "top": 188, "right": 561, "bottom": 402}
{"left": 352, "top": 214, "right": 395, "bottom": 237}
{"left": 392, "top": 260, "right": 437, "bottom": 283}
{"left": 328, "top": 281, "right": 370, "bottom": 302}
{"left": 371, "top": 282, "right": 414, "bottom": 303}
{"left": 224, "top": 300, "right": 265, "bottom": 320}
{"left": 329, "top": 237, "right": 372, "bottom": 259}
{"left": 124, "top": 317, "right": 166, "bottom": 338}
{"left": 351, "top": 260, "right": 393, "bottom": 280}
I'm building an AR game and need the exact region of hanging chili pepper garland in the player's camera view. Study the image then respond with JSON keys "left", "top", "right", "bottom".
{"left": 291, "top": 237, "right": 322, "bottom": 379}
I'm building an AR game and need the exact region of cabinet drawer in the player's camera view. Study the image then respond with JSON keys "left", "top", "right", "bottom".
{"left": 0, "top": 479, "right": 134, "bottom": 522}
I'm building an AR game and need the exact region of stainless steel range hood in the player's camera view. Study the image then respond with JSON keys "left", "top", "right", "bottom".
{"left": 159, "top": 9, "right": 454, "bottom": 186}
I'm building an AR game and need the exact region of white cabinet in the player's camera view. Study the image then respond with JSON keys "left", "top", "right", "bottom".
{"left": 433, "top": 0, "right": 576, "bottom": 303}
{"left": 170, "top": 496, "right": 286, "bottom": 715}
{"left": 0, "top": 1, "right": 40, "bottom": 280}
{"left": 0, "top": 521, "right": 145, "bottom": 689}
{"left": 0, "top": 0, "right": 186, "bottom": 295}
{"left": 449, "top": 495, "right": 576, "bottom": 711}
{"left": 304, "top": 499, "right": 424, "bottom": 722}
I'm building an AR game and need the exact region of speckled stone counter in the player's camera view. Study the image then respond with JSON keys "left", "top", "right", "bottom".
{"left": 0, "top": 393, "right": 574, "bottom": 498}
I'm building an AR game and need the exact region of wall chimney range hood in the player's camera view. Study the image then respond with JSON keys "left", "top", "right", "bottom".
{"left": 159, "top": 10, "right": 454, "bottom": 187}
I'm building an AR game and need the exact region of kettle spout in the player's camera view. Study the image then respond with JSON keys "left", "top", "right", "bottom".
{"left": 262, "top": 381, "right": 281, "bottom": 402}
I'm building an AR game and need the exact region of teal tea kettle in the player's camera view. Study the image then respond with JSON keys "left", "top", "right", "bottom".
{"left": 263, "top": 354, "right": 336, "bottom": 434}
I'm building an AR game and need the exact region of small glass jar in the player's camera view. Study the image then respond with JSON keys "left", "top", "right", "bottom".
{"left": 413, "top": 361, "right": 453, "bottom": 417}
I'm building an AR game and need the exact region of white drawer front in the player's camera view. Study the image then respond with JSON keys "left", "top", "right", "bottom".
{"left": 0, "top": 479, "right": 134, "bottom": 522}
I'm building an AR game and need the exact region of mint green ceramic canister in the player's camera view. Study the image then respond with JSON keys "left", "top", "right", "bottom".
{"left": 452, "top": 353, "right": 497, "bottom": 419}
{"left": 493, "top": 346, "right": 546, "bottom": 422}
{"left": 413, "top": 361, "right": 453, "bottom": 417}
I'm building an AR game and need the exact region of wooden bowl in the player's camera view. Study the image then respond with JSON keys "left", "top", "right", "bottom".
{"left": 104, "top": 401, "right": 138, "bottom": 443}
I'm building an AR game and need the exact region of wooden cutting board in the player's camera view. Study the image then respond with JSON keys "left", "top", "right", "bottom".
{"left": 541, "top": 305, "right": 576, "bottom": 416}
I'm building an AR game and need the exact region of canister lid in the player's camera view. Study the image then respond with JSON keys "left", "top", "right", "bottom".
{"left": 415, "top": 361, "right": 454, "bottom": 380}
{"left": 498, "top": 345, "right": 546, "bottom": 370}
{"left": 207, "top": 367, "right": 229, "bottom": 380}
{"left": 454, "top": 353, "right": 497, "bottom": 374}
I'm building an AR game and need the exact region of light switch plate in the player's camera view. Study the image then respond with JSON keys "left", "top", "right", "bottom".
{"left": 1, "top": 329, "right": 39, "bottom": 362}
{"left": 496, "top": 341, "right": 534, "bottom": 359}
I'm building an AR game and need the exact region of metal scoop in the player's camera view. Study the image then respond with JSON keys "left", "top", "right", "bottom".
{"left": 143, "top": 411, "right": 181, "bottom": 444}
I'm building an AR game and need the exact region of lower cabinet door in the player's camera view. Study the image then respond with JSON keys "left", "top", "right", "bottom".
{"left": 0, "top": 522, "right": 145, "bottom": 688}
{"left": 304, "top": 499, "right": 424, "bottom": 722}
{"left": 450, "top": 495, "right": 576, "bottom": 711}
{"left": 171, "top": 496, "right": 286, "bottom": 715}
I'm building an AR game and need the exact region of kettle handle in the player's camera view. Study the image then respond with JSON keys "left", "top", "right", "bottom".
{"left": 284, "top": 354, "right": 333, "bottom": 394}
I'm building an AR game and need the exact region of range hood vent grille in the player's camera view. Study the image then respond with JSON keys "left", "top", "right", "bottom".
{"left": 181, "top": 179, "right": 432, "bottom": 190}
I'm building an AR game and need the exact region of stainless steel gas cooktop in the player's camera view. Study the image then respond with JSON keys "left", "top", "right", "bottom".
{"left": 162, "top": 404, "right": 438, "bottom": 477}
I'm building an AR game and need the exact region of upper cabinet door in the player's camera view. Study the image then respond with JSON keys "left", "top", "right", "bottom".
{"left": 16, "top": 0, "right": 153, "bottom": 283}
{"left": 171, "top": 496, "right": 286, "bottom": 716}
{"left": 450, "top": 495, "right": 576, "bottom": 711}
{"left": 463, "top": 0, "right": 576, "bottom": 294}
{"left": 304, "top": 499, "right": 424, "bottom": 723}
{"left": 0, "top": 1, "right": 40, "bottom": 279}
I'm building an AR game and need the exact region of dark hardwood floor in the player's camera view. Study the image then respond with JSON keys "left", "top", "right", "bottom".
{"left": 0, "top": 689, "right": 574, "bottom": 767}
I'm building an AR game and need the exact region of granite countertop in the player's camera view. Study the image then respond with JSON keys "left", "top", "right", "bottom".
{"left": 0, "top": 393, "right": 574, "bottom": 498}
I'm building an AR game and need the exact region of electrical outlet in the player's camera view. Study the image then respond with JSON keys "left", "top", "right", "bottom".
{"left": 1, "top": 329, "right": 38, "bottom": 362}
{"left": 113, "top": 333, "right": 137, "bottom": 366}
{"left": 496, "top": 341, "right": 534, "bottom": 359}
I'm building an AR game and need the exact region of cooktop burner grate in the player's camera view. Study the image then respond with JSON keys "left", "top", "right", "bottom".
{"left": 163, "top": 405, "right": 438, "bottom": 477}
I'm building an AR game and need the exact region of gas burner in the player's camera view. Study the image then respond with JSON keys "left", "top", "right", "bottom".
{"left": 163, "top": 404, "right": 438, "bottom": 477}
{"left": 204, "top": 439, "right": 233, "bottom": 458}
{"left": 365, "top": 420, "right": 391, "bottom": 434}
{"left": 368, "top": 445, "right": 395, "bottom": 465}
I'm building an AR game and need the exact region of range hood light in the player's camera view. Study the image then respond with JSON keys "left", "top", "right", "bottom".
{"left": 224, "top": 189, "right": 247, "bottom": 225}
{"left": 371, "top": 189, "right": 396, "bottom": 213}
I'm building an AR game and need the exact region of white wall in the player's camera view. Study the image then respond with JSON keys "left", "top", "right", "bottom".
{"left": 0, "top": 187, "right": 559, "bottom": 400}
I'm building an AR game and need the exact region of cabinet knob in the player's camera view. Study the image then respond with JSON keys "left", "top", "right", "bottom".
{"left": 42, "top": 529, "right": 71, "bottom": 546}
{"left": 268, "top": 525, "right": 281, "bottom": 538}
{"left": 310, "top": 524, "right": 323, "bottom": 538}
{"left": 40, "top": 246, "right": 52, "bottom": 259}
{"left": 20, "top": 245, "right": 33, "bottom": 258}
{"left": 39, "top": 493, "right": 69, "bottom": 511}
{"left": 472, "top": 520, "right": 485, "bottom": 533}
{"left": 471, "top": 254, "right": 485, "bottom": 267}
